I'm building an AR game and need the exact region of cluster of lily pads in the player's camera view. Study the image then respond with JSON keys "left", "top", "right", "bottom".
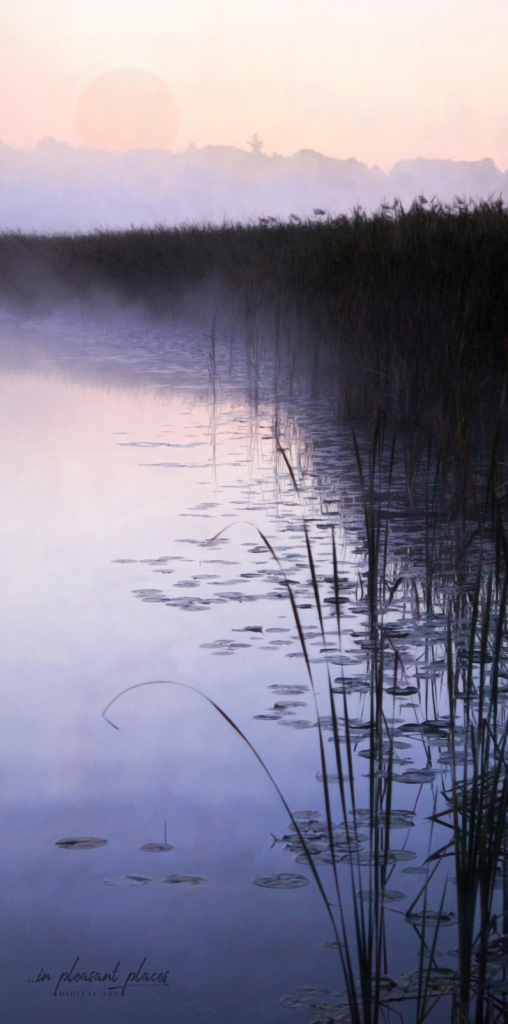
{"left": 54, "top": 835, "right": 204, "bottom": 887}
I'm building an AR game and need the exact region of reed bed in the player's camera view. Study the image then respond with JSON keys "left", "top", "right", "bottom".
{"left": 2, "top": 198, "right": 508, "bottom": 430}
{"left": 271, "top": 432, "right": 508, "bottom": 1024}
{"left": 3, "top": 198, "right": 508, "bottom": 514}
{"left": 103, "top": 418, "right": 508, "bottom": 1023}
{"left": 32, "top": 197, "right": 504, "bottom": 1022}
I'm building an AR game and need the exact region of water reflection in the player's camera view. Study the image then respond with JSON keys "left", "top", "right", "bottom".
{"left": 1, "top": 304, "right": 506, "bottom": 1023}
{"left": 0, "top": 305, "right": 361, "bottom": 1024}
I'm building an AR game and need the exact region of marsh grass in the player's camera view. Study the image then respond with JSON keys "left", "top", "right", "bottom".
{"left": 4, "top": 195, "right": 508, "bottom": 544}
{"left": 5, "top": 199, "right": 508, "bottom": 545}
{"left": 102, "top": 412, "right": 508, "bottom": 1022}
{"left": 85, "top": 199, "right": 508, "bottom": 1022}
{"left": 3, "top": 198, "right": 508, "bottom": 442}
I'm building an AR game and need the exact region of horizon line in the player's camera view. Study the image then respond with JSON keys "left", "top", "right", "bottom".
{"left": 0, "top": 136, "right": 506, "bottom": 176}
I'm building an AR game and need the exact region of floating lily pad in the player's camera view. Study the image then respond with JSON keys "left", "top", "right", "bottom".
{"left": 269, "top": 684, "right": 309, "bottom": 694}
{"left": 280, "top": 988, "right": 330, "bottom": 1008}
{"left": 408, "top": 967, "right": 455, "bottom": 986}
{"left": 310, "top": 1008, "right": 350, "bottom": 1021}
{"left": 254, "top": 873, "right": 310, "bottom": 889}
{"left": 295, "top": 851, "right": 336, "bottom": 865}
{"left": 341, "top": 851, "right": 383, "bottom": 866}
{"left": 393, "top": 769, "right": 437, "bottom": 784}
{"left": 370, "top": 975, "right": 398, "bottom": 993}
{"left": 104, "top": 875, "right": 152, "bottom": 886}
{"left": 140, "top": 843, "right": 174, "bottom": 852}
{"left": 287, "top": 829, "right": 325, "bottom": 842}
{"left": 333, "top": 831, "right": 369, "bottom": 842}
{"left": 288, "top": 826, "right": 324, "bottom": 837}
{"left": 56, "top": 837, "right": 108, "bottom": 850}
{"left": 405, "top": 910, "right": 456, "bottom": 927}
{"left": 487, "top": 979, "right": 508, "bottom": 994}
{"left": 385, "top": 686, "right": 420, "bottom": 696}
{"left": 272, "top": 701, "right": 307, "bottom": 711}
{"left": 359, "top": 888, "right": 406, "bottom": 902}
{"left": 354, "top": 808, "right": 415, "bottom": 823}
{"left": 341, "top": 813, "right": 414, "bottom": 830}
{"left": 316, "top": 772, "right": 351, "bottom": 783}
{"left": 278, "top": 719, "right": 313, "bottom": 729}
{"left": 437, "top": 751, "right": 473, "bottom": 764}
{"left": 160, "top": 875, "right": 206, "bottom": 885}
{"left": 333, "top": 676, "right": 370, "bottom": 693}
{"left": 386, "top": 815, "right": 416, "bottom": 828}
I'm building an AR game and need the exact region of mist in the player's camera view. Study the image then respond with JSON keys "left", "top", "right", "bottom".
{"left": 1, "top": 137, "right": 507, "bottom": 234}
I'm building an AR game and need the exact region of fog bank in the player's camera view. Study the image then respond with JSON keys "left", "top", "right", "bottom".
{"left": 1, "top": 137, "right": 507, "bottom": 233}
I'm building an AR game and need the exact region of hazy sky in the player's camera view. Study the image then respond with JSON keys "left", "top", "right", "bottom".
{"left": 1, "top": 0, "right": 507, "bottom": 168}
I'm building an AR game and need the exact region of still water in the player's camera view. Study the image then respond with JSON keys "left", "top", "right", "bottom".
{"left": 0, "top": 304, "right": 502, "bottom": 1023}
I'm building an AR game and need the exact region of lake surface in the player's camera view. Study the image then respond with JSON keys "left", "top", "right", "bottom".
{"left": 1, "top": 303, "right": 506, "bottom": 1024}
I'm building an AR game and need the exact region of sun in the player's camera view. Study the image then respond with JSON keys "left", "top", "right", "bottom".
{"left": 76, "top": 69, "right": 179, "bottom": 151}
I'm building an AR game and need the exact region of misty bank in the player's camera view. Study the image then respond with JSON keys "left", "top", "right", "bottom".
{"left": 1, "top": 198, "right": 508, "bottom": 449}
{"left": 0, "top": 138, "right": 507, "bottom": 232}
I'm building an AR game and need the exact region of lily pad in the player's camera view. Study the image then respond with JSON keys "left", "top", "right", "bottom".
{"left": 316, "top": 772, "right": 351, "bottom": 783}
{"left": 55, "top": 837, "right": 108, "bottom": 850}
{"left": 393, "top": 769, "right": 437, "bottom": 784}
{"left": 408, "top": 967, "right": 455, "bottom": 987}
{"left": 437, "top": 751, "right": 473, "bottom": 765}
{"left": 385, "top": 814, "right": 416, "bottom": 828}
{"left": 140, "top": 843, "right": 174, "bottom": 852}
{"left": 104, "top": 874, "right": 152, "bottom": 886}
{"left": 341, "top": 851, "right": 385, "bottom": 866}
{"left": 488, "top": 979, "right": 508, "bottom": 994}
{"left": 278, "top": 719, "right": 313, "bottom": 729}
{"left": 269, "top": 684, "right": 309, "bottom": 694}
{"left": 272, "top": 701, "right": 307, "bottom": 710}
{"left": 359, "top": 889, "right": 406, "bottom": 902}
{"left": 307, "top": 1016, "right": 347, "bottom": 1024}
{"left": 354, "top": 808, "right": 415, "bottom": 823}
{"left": 280, "top": 988, "right": 330, "bottom": 1008}
{"left": 160, "top": 875, "right": 206, "bottom": 885}
{"left": 254, "top": 872, "right": 310, "bottom": 889}
{"left": 405, "top": 910, "right": 456, "bottom": 927}
{"left": 295, "top": 851, "right": 336, "bottom": 865}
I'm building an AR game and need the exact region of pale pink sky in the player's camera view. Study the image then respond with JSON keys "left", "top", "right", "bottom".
{"left": 1, "top": 0, "right": 507, "bottom": 169}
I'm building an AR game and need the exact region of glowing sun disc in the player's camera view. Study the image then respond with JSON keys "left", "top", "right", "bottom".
{"left": 76, "top": 68, "right": 179, "bottom": 151}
